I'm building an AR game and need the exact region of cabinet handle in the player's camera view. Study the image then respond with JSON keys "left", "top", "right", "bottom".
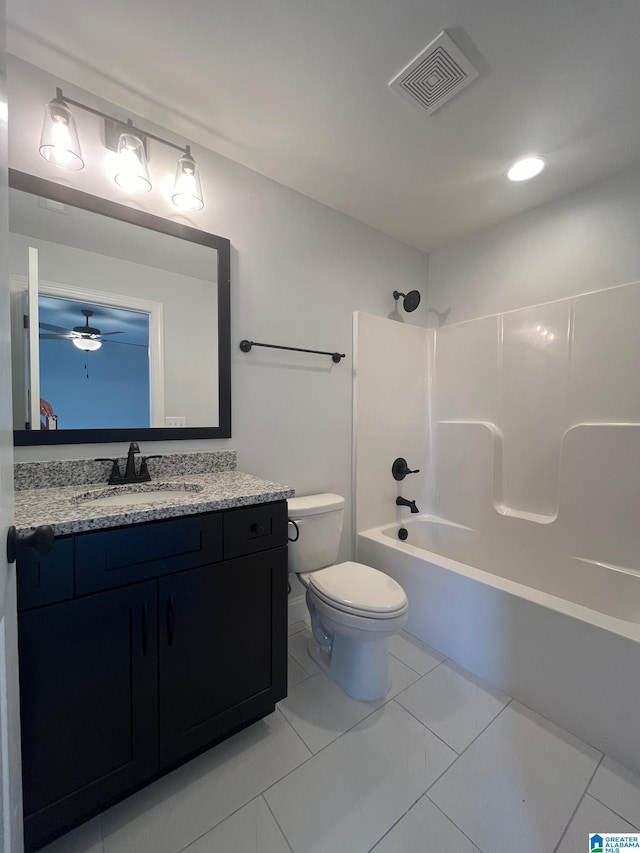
{"left": 167, "top": 596, "right": 175, "bottom": 647}
{"left": 251, "top": 523, "right": 265, "bottom": 536}
{"left": 142, "top": 603, "right": 149, "bottom": 656}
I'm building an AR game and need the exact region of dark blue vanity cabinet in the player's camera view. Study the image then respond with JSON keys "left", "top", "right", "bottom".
{"left": 17, "top": 502, "right": 288, "bottom": 852}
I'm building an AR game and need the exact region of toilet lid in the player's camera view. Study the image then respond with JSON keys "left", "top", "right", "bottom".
{"left": 308, "top": 561, "right": 407, "bottom": 616}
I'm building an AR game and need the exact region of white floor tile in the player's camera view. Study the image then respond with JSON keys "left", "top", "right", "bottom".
{"left": 288, "top": 621, "right": 306, "bottom": 637}
{"left": 279, "top": 654, "right": 420, "bottom": 753}
{"left": 39, "top": 817, "right": 103, "bottom": 853}
{"left": 388, "top": 632, "right": 445, "bottom": 676}
{"left": 429, "top": 702, "right": 601, "bottom": 853}
{"left": 372, "top": 795, "right": 480, "bottom": 852}
{"left": 395, "top": 659, "right": 509, "bottom": 753}
{"left": 556, "top": 794, "right": 638, "bottom": 853}
{"left": 180, "top": 796, "right": 292, "bottom": 853}
{"left": 288, "top": 629, "right": 321, "bottom": 676}
{"left": 264, "top": 700, "right": 457, "bottom": 853}
{"left": 589, "top": 756, "right": 640, "bottom": 829}
{"left": 287, "top": 655, "right": 310, "bottom": 689}
{"left": 100, "top": 710, "right": 310, "bottom": 853}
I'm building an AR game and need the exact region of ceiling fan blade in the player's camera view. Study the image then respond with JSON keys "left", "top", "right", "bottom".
{"left": 99, "top": 331, "right": 125, "bottom": 336}
{"left": 39, "top": 333, "right": 73, "bottom": 340}
{"left": 101, "top": 339, "right": 147, "bottom": 348}
{"left": 39, "top": 321, "right": 72, "bottom": 334}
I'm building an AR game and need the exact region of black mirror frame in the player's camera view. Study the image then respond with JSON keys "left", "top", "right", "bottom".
{"left": 9, "top": 169, "right": 231, "bottom": 445}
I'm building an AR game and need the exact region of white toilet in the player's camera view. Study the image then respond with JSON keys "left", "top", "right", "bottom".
{"left": 287, "top": 493, "right": 408, "bottom": 701}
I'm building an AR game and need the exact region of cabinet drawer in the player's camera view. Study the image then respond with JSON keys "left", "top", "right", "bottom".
{"left": 75, "top": 513, "right": 223, "bottom": 594}
{"left": 223, "top": 501, "right": 288, "bottom": 559}
{"left": 17, "top": 537, "right": 74, "bottom": 612}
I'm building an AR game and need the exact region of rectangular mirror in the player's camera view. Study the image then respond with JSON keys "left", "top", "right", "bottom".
{"left": 8, "top": 170, "right": 231, "bottom": 445}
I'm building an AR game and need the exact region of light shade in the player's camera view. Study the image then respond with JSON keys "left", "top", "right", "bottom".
{"left": 39, "top": 96, "right": 84, "bottom": 170}
{"left": 72, "top": 337, "right": 102, "bottom": 352}
{"left": 506, "top": 156, "right": 546, "bottom": 182}
{"left": 172, "top": 147, "right": 204, "bottom": 210}
{"left": 114, "top": 133, "right": 151, "bottom": 193}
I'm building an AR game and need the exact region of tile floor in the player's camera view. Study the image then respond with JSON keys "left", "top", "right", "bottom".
{"left": 41, "top": 624, "right": 640, "bottom": 853}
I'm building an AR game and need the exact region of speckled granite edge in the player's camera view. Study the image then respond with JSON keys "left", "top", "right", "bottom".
{"left": 14, "top": 470, "right": 295, "bottom": 535}
{"left": 14, "top": 451, "right": 237, "bottom": 490}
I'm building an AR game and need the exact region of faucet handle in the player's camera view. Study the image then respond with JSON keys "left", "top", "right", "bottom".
{"left": 392, "top": 458, "right": 421, "bottom": 481}
{"left": 139, "top": 455, "right": 162, "bottom": 481}
{"left": 95, "top": 458, "right": 122, "bottom": 484}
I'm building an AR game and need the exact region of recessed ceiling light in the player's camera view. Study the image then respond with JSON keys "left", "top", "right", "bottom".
{"left": 506, "top": 156, "right": 546, "bottom": 182}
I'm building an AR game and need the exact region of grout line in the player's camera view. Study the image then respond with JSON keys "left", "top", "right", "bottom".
{"left": 430, "top": 698, "right": 514, "bottom": 770}
{"left": 552, "top": 754, "right": 604, "bottom": 853}
{"left": 584, "top": 791, "right": 640, "bottom": 833}
{"left": 287, "top": 653, "right": 312, "bottom": 688}
{"left": 366, "top": 791, "right": 427, "bottom": 852}
{"left": 280, "top": 650, "right": 422, "bottom": 753}
{"left": 425, "top": 794, "right": 487, "bottom": 852}
{"left": 387, "top": 649, "right": 444, "bottom": 678}
{"left": 173, "top": 793, "right": 266, "bottom": 853}
{"left": 273, "top": 705, "right": 313, "bottom": 757}
{"left": 266, "top": 691, "right": 400, "bottom": 795}
{"left": 389, "top": 698, "right": 462, "bottom": 757}
{"left": 262, "top": 794, "right": 296, "bottom": 853}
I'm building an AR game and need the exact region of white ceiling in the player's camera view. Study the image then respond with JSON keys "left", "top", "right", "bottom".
{"left": 8, "top": 0, "right": 640, "bottom": 253}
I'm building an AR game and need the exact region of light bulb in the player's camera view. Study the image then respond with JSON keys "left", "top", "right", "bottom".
{"left": 72, "top": 338, "right": 102, "bottom": 352}
{"left": 39, "top": 96, "right": 84, "bottom": 170}
{"left": 172, "top": 147, "right": 204, "bottom": 210}
{"left": 114, "top": 133, "right": 151, "bottom": 193}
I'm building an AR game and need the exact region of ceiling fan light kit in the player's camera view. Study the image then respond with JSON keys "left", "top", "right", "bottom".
{"left": 39, "top": 308, "right": 128, "bottom": 352}
{"left": 39, "top": 88, "right": 205, "bottom": 211}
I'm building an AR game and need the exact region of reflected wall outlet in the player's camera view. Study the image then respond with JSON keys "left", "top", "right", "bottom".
{"left": 165, "top": 416, "right": 186, "bottom": 427}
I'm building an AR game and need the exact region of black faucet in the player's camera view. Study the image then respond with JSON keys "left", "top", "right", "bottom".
{"left": 96, "top": 443, "right": 162, "bottom": 485}
{"left": 396, "top": 496, "right": 419, "bottom": 513}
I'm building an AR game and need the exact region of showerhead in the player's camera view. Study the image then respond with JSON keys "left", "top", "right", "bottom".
{"left": 393, "top": 290, "right": 421, "bottom": 312}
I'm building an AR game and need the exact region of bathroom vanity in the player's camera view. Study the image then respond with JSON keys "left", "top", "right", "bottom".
{"left": 13, "top": 453, "right": 293, "bottom": 852}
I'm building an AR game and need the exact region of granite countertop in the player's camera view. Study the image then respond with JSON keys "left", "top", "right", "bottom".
{"left": 15, "top": 470, "right": 295, "bottom": 535}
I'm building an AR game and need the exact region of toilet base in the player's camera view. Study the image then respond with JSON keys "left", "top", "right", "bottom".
{"left": 307, "top": 632, "right": 391, "bottom": 701}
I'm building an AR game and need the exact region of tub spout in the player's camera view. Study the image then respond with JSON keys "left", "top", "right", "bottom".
{"left": 396, "top": 496, "right": 419, "bottom": 513}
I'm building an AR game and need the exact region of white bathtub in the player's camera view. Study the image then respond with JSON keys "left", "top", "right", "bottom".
{"left": 358, "top": 516, "right": 640, "bottom": 774}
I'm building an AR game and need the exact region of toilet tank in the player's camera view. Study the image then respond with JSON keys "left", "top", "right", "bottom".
{"left": 287, "top": 493, "right": 346, "bottom": 573}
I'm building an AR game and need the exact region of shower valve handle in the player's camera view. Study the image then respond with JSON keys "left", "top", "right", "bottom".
{"left": 392, "top": 457, "right": 420, "bottom": 481}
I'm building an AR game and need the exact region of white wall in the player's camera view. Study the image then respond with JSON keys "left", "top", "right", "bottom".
{"left": 8, "top": 57, "right": 429, "bottom": 564}
{"left": 428, "top": 163, "right": 640, "bottom": 325}
{"left": 353, "top": 313, "right": 428, "bottom": 537}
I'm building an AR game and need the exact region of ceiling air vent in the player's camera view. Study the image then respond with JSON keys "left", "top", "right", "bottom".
{"left": 389, "top": 30, "right": 479, "bottom": 115}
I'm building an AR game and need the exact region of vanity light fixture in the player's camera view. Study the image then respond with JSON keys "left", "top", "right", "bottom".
{"left": 39, "top": 88, "right": 205, "bottom": 209}
{"left": 506, "top": 155, "right": 546, "bottom": 182}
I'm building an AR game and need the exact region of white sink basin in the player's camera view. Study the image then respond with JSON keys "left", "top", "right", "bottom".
{"left": 74, "top": 483, "right": 204, "bottom": 508}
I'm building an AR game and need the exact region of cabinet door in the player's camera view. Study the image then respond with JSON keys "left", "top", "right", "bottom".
{"left": 19, "top": 581, "right": 159, "bottom": 852}
{"left": 159, "top": 547, "right": 288, "bottom": 767}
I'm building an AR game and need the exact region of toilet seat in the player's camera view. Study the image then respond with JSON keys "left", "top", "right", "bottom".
{"left": 307, "top": 561, "right": 408, "bottom": 619}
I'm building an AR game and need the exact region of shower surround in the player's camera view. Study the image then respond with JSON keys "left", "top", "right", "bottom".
{"left": 353, "top": 283, "right": 640, "bottom": 772}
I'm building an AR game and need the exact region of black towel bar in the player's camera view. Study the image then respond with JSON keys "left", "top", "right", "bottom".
{"left": 239, "top": 339, "right": 345, "bottom": 363}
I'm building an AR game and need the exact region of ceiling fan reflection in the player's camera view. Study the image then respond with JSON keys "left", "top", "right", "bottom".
{"left": 39, "top": 308, "right": 144, "bottom": 351}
